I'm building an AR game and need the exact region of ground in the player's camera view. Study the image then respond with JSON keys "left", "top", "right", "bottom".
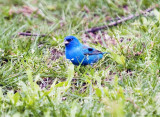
{"left": 0, "top": 0, "right": 160, "bottom": 116}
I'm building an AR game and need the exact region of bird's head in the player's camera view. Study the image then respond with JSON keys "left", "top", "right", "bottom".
{"left": 64, "top": 36, "right": 81, "bottom": 47}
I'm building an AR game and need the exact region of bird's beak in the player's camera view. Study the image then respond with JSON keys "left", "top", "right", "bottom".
{"left": 64, "top": 40, "right": 69, "bottom": 45}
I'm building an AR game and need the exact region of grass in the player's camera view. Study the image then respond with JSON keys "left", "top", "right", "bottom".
{"left": 0, "top": 0, "right": 160, "bottom": 116}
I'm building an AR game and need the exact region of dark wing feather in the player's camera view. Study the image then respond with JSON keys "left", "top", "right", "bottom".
{"left": 82, "top": 45, "right": 103, "bottom": 55}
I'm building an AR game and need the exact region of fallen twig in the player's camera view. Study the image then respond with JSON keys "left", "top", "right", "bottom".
{"left": 18, "top": 32, "right": 46, "bottom": 37}
{"left": 86, "top": 5, "right": 159, "bottom": 33}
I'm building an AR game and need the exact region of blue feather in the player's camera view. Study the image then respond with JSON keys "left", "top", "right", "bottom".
{"left": 64, "top": 36, "right": 107, "bottom": 65}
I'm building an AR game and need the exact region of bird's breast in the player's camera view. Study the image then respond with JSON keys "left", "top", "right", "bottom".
{"left": 65, "top": 47, "right": 84, "bottom": 59}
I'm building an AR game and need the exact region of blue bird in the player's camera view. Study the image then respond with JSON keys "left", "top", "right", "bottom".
{"left": 64, "top": 36, "right": 106, "bottom": 66}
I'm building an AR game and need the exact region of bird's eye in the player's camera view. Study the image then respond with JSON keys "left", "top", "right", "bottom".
{"left": 67, "top": 38, "right": 73, "bottom": 42}
{"left": 88, "top": 48, "right": 93, "bottom": 51}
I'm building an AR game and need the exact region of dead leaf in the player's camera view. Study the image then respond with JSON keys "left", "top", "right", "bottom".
{"left": 51, "top": 48, "right": 64, "bottom": 60}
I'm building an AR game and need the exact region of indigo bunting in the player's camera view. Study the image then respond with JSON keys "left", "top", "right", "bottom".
{"left": 64, "top": 36, "right": 106, "bottom": 66}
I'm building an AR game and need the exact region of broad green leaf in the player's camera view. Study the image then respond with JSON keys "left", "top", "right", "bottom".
{"left": 111, "top": 53, "right": 126, "bottom": 66}
{"left": 141, "top": 17, "right": 148, "bottom": 25}
{"left": 55, "top": 81, "right": 67, "bottom": 87}
{"left": 103, "top": 87, "right": 109, "bottom": 96}
{"left": 117, "top": 87, "right": 124, "bottom": 99}
{"left": 13, "top": 92, "right": 20, "bottom": 105}
{"left": 0, "top": 87, "right": 3, "bottom": 100}
{"left": 86, "top": 79, "right": 91, "bottom": 84}
{"left": 114, "top": 75, "right": 118, "bottom": 88}
{"left": 95, "top": 87, "right": 102, "bottom": 98}
{"left": 67, "top": 63, "right": 74, "bottom": 85}
{"left": 7, "top": 91, "right": 14, "bottom": 104}
{"left": 26, "top": 69, "right": 33, "bottom": 89}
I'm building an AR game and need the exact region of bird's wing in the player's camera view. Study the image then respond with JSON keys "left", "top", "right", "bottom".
{"left": 82, "top": 45, "right": 103, "bottom": 55}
